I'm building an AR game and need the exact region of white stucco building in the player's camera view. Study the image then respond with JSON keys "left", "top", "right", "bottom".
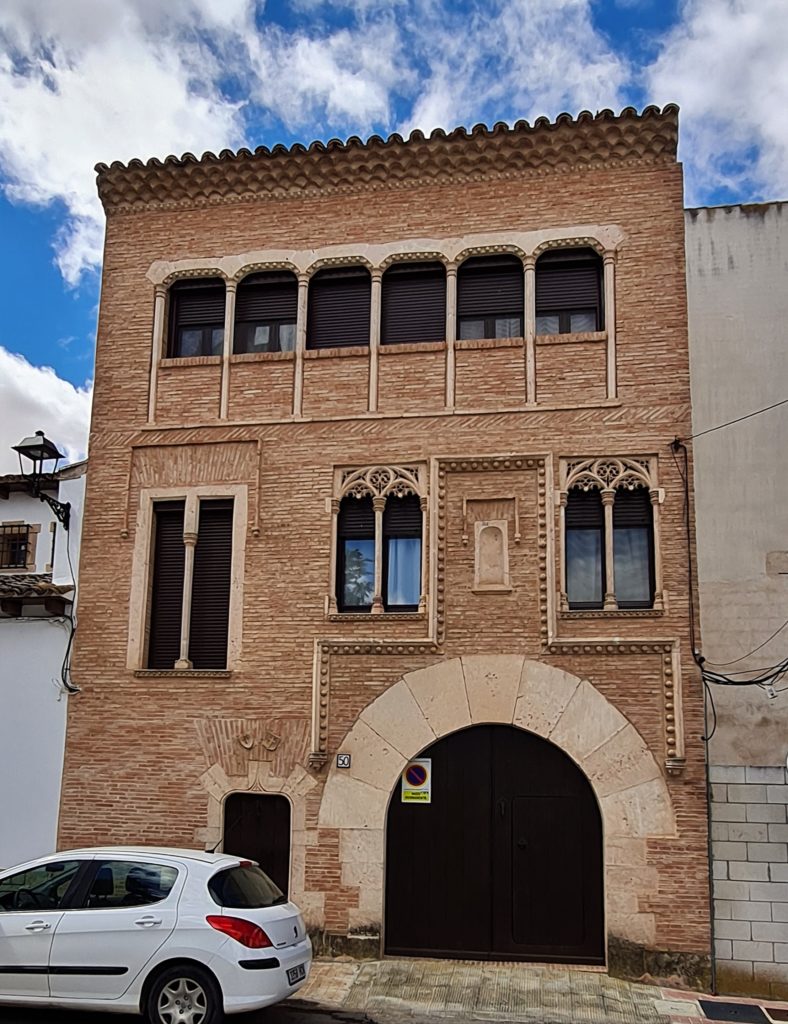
{"left": 686, "top": 201, "right": 788, "bottom": 998}
{"left": 0, "top": 460, "right": 86, "bottom": 868}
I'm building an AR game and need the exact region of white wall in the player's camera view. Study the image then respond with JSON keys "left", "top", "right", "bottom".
{"left": 0, "top": 489, "right": 57, "bottom": 573}
{"left": 686, "top": 203, "right": 788, "bottom": 767}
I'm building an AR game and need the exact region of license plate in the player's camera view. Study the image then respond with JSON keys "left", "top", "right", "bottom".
{"left": 287, "top": 964, "right": 306, "bottom": 986}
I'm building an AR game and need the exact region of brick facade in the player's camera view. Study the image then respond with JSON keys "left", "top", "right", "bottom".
{"left": 60, "top": 108, "right": 711, "bottom": 983}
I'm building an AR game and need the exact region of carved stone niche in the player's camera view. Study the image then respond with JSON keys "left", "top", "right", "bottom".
{"left": 473, "top": 520, "right": 512, "bottom": 592}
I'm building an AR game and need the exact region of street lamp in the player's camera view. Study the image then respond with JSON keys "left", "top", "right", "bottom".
{"left": 12, "top": 430, "right": 71, "bottom": 530}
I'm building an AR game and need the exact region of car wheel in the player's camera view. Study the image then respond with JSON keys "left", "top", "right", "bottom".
{"left": 145, "top": 964, "right": 222, "bottom": 1024}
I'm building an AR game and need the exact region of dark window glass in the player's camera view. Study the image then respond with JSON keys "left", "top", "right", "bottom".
{"left": 84, "top": 860, "right": 178, "bottom": 909}
{"left": 208, "top": 865, "right": 285, "bottom": 909}
{"left": 234, "top": 272, "right": 298, "bottom": 354}
{"left": 383, "top": 494, "right": 422, "bottom": 610}
{"left": 0, "top": 525, "right": 30, "bottom": 569}
{"left": 457, "top": 255, "right": 523, "bottom": 340}
{"left": 337, "top": 495, "right": 375, "bottom": 611}
{"left": 307, "top": 267, "right": 371, "bottom": 349}
{"left": 0, "top": 861, "right": 81, "bottom": 911}
{"left": 566, "top": 489, "right": 604, "bottom": 609}
{"left": 188, "top": 499, "right": 233, "bottom": 669}
{"left": 147, "top": 501, "right": 185, "bottom": 669}
{"left": 381, "top": 262, "right": 446, "bottom": 345}
{"left": 536, "top": 248, "right": 603, "bottom": 335}
{"left": 613, "top": 488, "right": 654, "bottom": 608}
{"left": 168, "top": 278, "right": 226, "bottom": 357}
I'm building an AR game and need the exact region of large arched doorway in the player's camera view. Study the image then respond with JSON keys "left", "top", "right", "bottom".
{"left": 385, "top": 723, "right": 604, "bottom": 964}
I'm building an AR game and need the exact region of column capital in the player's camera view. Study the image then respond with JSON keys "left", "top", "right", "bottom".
{"left": 372, "top": 495, "right": 387, "bottom": 513}
{"left": 224, "top": 279, "right": 237, "bottom": 294}
{"left": 649, "top": 487, "right": 661, "bottom": 505}
{"left": 297, "top": 272, "right": 310, "bottom": 287}
{"left": 600, "top": 488, "right": 616, "bottom": 506}
{"left": 330, "top": 497, "right": 341, "bottom": 514}
{"left": 371, "top": 267, "right": 383, "bottom": 283}
{"left": 603, "top": 250, "right": 617, "bottom": 265}
{"left": 183, "top": 531, "right": 199, "bottom": 547}
{"left": 524, "top": 255, "right": 537, "bottom": 271}
{"left": 558, "top": 491, "right": 568, "bottom": 507}
{"left": 445, "top": 262, "right": 458, "bottom": 277}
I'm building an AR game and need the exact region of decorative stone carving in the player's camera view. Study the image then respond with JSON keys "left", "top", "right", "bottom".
{"left": 564, "top": 456, "right": 654, "bottom": 493}
{"left": 339, "top": 465, "right": 423, "bottom": 500}
{"left": 473, "top": 520, "right": 511, "bottom": 591}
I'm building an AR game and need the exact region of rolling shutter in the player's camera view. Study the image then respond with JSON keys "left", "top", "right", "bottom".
{"left": 338, "top": 495, "right": 375, "bottom": 537}
{"left": 536, "top": 250, "right": 602, "bottom": 314}
{"left": 566, "top": 488, "right": 603, "bottom": 528}
{"left": 613, "top": 487, "right": 652, "bottom": 527}
{"left": 383, "top": 494, "right": 422, "bottom": 537}
{"left": 147, "top": 501, "right": 185, "bottom": 669}
{"left": 457, "top": 256, "right": 524, "bottom": 318}
{"left": 188, "top": 500, "right": 233, "bottom": 670}
{"left": 168, "top": 278, "right": 225, "bottom": 355}
{"left": 235, "top": 272, "right": 298, "bottom": 322}
{"left": 307, "top": 267, "right": 371, "bottom": 348}
{"left": 381, "top": 263, "right": 446, "bottom": 345}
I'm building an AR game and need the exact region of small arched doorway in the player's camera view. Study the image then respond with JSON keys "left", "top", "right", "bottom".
{"left": 385, "top": 724, "right": 603, "bottom": 964}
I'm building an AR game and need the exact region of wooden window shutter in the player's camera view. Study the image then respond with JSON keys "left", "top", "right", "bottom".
{"left": 381, "top": 263, "right": 446, "bottom": 345}
{"left": 383, "top": 494, "right": 422, "bottom": 536}
{"left": 147, "top": 501, "right": 185, "bottom": 669}
{"left": 307, "top": 267, "right": 371, "bottom": 349}
{"left": 168, "top": 278, "right": 225, "bottom": 355}
{"left": 613, "top": 487, "right": 652, "bottom": 528}
{"left": 566, "top": 488, "right": 603, "bottom": 528}
{"left": 536, "top": 249, "right": 603, "bottom": 317}
{"left": 188, "top": 499, "right": 233, "bottom": 670}
{"left": 457, "top": 256, "right": 523, "bottom": 319}
{"left": 338, "top": 495, "right": 375, "bottom": 537}
{"left": 235, "top": 272, "right": 298, "bottom": 322}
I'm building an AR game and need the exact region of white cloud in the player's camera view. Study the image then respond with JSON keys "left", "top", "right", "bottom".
{"left": 0, "top": 347, "right": 92, "bottom": 474}
{"left": 646, "top": 0, "right": 788, "bottom": 202}
{"left": 402, "top": 0, "right": 629, "bottom": 135}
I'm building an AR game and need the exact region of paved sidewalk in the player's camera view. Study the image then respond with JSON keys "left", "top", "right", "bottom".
{"left": 293, "top": 958, "right": 788, "bottom": 1024}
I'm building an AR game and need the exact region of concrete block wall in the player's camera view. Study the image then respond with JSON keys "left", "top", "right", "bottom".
{"left": 711, "top": 764, "right": 788, "bottom": 998}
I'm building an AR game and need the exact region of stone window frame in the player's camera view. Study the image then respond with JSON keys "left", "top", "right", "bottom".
{"left": 146, "top": 225, "right": 624, "bottom": 423}
{"left": 558, "top": 456, "right": 664, "bottom": 614}
{"left": 328, "top": 464, "right": 428, "bottom": 617}
{"left": 0, "top": 520, "right": 40, "bottom": 573}
{"left": 127, "top": 484, "right": 247, "bottom": 672}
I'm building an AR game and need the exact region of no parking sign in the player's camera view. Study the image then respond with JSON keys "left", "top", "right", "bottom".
{"left": 401, "top": 758, "right": 431, "bottom": 803}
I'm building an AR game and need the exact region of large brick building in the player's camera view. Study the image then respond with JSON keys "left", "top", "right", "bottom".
{"left": 61, "top": 104, "right": 710, "bottom": 981}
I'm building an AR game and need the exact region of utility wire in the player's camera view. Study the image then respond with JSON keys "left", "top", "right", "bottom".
{"left": 704, "top": 617, "right": 788, "bottom": 668}
{"left": 688, "top": 397, "right": 788, "bottom": 441}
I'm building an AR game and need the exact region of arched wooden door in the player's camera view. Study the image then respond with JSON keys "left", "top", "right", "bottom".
{"left": 385, "top": 724, "right": 603, "bottom": 964}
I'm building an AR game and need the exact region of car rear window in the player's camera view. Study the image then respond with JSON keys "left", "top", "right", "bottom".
{"left": 208, "top": 865, "right": 285, "bottom": 908}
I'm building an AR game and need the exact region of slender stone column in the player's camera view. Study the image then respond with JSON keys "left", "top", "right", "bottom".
{"left": 602, "top": 488, "right": 617, "bottom": 610}
{"left": 293, "top": 273, "right": 309, "bottom": 417}
{"left": 368, "top": 269, "right": 382, "bottom": 412}
{"left": 371, "top": 495, "right": 385, "bottom": 615}
{"left": 175, "top": 497, "right": 200, "bottom": 669}
{"left": 559, "top": 491, "right": 569, "bottom": 610}
{"left": 219, "top": 280, "right": 237, "bottom": 420}
{"left": 524, "top": 256, "right": 537, "bottom": 405}
{"left": 650, "top": 488, "right": 664, "bottom": 610}
{"left": 148, "top": 284, "right": 167, "bottom": 423}
{"left": 604, "top": 251, "right": 617, "bottom": 399}
{"left": 445, "top": 263, "right": 457, "bottom": 408}
{"left": 328, "top": 498, "right": 340, "bottom": 614}
{"left": 419, "top": 495, "right": 428, "bottom": 613}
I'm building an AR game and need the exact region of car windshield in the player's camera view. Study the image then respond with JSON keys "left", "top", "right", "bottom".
{"left": 208, "top": 865, "right": 286, "bottom": 909}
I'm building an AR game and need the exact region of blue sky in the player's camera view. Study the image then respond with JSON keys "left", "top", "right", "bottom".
{"left": 0, "top": 0, "right": 786, "bottom": 469}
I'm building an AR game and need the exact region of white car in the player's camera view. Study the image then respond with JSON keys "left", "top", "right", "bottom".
{"left": 0, "top": 846, "right": 312, "bottom": 1023}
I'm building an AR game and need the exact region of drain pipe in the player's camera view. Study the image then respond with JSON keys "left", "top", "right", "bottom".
{"left": 702, "top": 677, "right": 718, "bottom": 995}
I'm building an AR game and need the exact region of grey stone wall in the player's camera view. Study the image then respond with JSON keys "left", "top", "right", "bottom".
{"left": 711, "top": 764, "right": 788, "bottom": 999}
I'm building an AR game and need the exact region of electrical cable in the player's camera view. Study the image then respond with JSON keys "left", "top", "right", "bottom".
{"left": 703, "top": 616, "right": 788, "bottom": 668}
{"left": 59, "top": 509, "right": 80, "bottom": 694}
{"left": 687, "top": 396, "right": 788, "bottom": 441}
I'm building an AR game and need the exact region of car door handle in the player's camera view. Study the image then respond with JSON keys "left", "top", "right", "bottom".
{"left": 134, "top": 915, "right": 162, "bottom": 927}
{"left": 25, "top": 921, "right": 51, "bottom": 932}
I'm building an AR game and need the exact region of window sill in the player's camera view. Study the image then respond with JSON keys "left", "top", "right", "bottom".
{"left": 160, "top": 355, "right": 222, "bottom": 367}
{"left": 535, "top": 330, "right": 606, "bottom": 346}
{"left": 380, "top": 340, "right": 447, "bottom": 355}
{"left": 133, "top": 668, "right": 232, "bottom": 678}
{"left": 327, "top": 611, "right": 426, "bottom": 622}
{"left": 559, "top": 608, "right": 663, "bottom": 620}
{"left": 304, "top": 345, "right": 368, "bottom": 360}
{"left": 455, "top": 336, "right": 523, "bottom": 351}
{"left": 230, "top": 350, "right": 295, "bottom": 363}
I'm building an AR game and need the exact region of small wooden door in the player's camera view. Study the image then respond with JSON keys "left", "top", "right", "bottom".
{"left": 385, "top": 724, "right": 603, "bottom": 964}
{"left": 222, "top": 794, "right": 291, "bottom": 896}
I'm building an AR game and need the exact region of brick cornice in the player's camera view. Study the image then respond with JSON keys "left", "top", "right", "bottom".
{"left": 96, "top": 105, "right": 679, "bottom": 215}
